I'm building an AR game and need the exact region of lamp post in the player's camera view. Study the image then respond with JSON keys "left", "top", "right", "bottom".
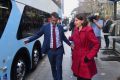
{"left": 114, "top": 1, "right": 117, "bottom": 20}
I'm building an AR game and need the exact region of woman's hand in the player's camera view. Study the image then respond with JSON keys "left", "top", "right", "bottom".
{"left": 84, "top": 56, "right": 89, "bottom": 63}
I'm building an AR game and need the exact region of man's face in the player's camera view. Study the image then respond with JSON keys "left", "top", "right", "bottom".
{"left": 51, "top": 16, "right": 58, "bottom": 26}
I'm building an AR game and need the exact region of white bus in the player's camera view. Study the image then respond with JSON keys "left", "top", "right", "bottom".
{"left": 0, "top": 0, "right": 62, "bottom": 80}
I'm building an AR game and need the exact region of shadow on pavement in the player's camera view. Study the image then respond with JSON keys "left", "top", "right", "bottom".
{"left": 101, "top": 50, "right": 119, "bottom": 56}
{"left": 100, "top": 56, "right": 120, "bottom": 62}
{"left": 117, "top": 76, "right": 120, "bottom": 80}
{"left": 100, "top": 50, "right": 120, "bottom": 62}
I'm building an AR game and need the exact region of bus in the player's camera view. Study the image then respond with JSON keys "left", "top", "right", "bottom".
{"left": 0, "top": 0, "right": 62, "bottom": 80}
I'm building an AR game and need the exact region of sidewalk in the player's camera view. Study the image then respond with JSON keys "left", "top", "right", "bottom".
{"left": 64, "top": 31, "right": 120, "bottom": 80}
{"left": 26, "top": 31, "right": 120, "bottom": 80}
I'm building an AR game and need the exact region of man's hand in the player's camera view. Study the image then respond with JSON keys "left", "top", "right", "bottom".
{"left": 24, "top": 41, "right": 29, "bottom": 44}
{"left": 93, "top": 19, "right": 102, "bottom": 29}
{"left": 93, "top": 19, "right": 97, "bottom": 23}
{"left": 70, "top": 44, "right": 74, "bottom": 50}
{"left": 24, "top": 39, "right": 29, "bottom": 44}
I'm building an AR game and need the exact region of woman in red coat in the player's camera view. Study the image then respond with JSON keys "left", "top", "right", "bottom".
{"left": 69, "top": 14, "right": 100, "bottom": 80}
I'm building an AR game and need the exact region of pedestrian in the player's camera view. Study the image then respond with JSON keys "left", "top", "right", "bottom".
{"left": 103, "top": 15, "right": 113, "bottom": 48}
{"left": 69, "top": 18, "right": 75, "bottom": 52}
{"left": 90, "top": 13, "right": 103, "bottom": 47}
{"left": 24, "top": 12, "right": 73, "bottom": 80}
{"left": 89, "top": 13, "right": 103, "bottom": 57}
{"left": 69, "top": 13, "right": 100, "bottom": 80}
{"left": 69, "top": 18, "right": 75, "bottom": 34}
{"left": 58, "top": 17, "right": 62, "bottom": 25}
{"left": 45, "top": 14, "right": 51, "bottom": 24}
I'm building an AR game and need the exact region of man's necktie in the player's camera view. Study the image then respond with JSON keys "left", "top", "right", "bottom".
{"left": 53, "top": 26, "right": 56, "bottom": 49}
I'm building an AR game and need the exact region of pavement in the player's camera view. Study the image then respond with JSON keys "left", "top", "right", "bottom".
{"left": 26, "top": 31, "right": 120, "bottom": 80}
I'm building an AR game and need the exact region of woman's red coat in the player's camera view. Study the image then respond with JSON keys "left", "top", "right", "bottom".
{"left": 69, "top": 26, "right": 100, "bottom": 79}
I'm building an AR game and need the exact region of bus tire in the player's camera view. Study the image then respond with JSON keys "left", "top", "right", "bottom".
{"left": 32, "top": 45, "right": 41, "bottom": 70}
{"left": 11, "top": 57, "right": 27, "bottom": 80}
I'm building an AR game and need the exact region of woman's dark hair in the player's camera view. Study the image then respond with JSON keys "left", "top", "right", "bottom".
{"left": 75, "top": 13, "right": 88, "bottom": 27}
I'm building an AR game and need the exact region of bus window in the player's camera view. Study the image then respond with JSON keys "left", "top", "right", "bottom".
{"left": 17, "top": 6, "right": 50, "bottom": 40}
{"left": 0, "top": 0, "right": 11, "bottom": 38}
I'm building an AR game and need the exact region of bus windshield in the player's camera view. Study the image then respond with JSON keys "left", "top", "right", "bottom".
{"left": 0, "top": 0, "right": 11, "bottom": 38}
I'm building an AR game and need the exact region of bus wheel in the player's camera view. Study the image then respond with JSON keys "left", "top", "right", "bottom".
{"left": 11, "top": 57, "right": 27, "bottom": 80}
{"left": 32, "top": 46, "right": 41, "bottom": 69}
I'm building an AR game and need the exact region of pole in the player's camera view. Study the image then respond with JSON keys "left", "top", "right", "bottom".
{"left": 114, "top": 1, "right": 117, "bottom": 20}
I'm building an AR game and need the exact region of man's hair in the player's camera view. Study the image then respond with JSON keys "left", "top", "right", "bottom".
{"left": 58, "top": 17, "right": 61, "bottom": 20}
{"left": 51, "top": 12, "right": 59, "bottom": 18}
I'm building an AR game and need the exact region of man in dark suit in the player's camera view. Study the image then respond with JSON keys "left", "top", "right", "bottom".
{"left": 24, "top": 12, "right": 72, "bottom": 80}
{"left": 103, "top": 15, "right": 112, "bottom": 48}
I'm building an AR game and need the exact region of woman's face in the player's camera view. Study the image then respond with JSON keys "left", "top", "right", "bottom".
{"left": 74, "top": 18, "right": 83, "bottom": 28}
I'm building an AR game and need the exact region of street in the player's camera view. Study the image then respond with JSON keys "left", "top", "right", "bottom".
{"left": 26, "top": 31, "right": 120, "bottom": 80}
{"left": 1, "top": 0, "right": 120, "bottom": 80}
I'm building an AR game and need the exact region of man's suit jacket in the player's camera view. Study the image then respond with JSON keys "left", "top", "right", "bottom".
{"left": 28, "top": 23, "right": 71, "bottom": 54}
{"left": 103, "top": 20, "right": 112, "bottom": 33}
